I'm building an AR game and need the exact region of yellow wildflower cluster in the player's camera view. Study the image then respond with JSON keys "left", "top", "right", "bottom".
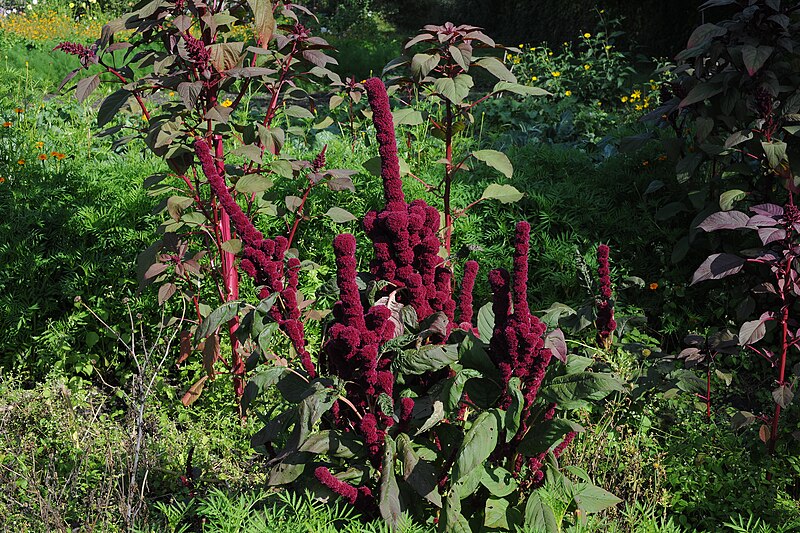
{"left": 0, "top": 10, "right": 103, "bottom": 43}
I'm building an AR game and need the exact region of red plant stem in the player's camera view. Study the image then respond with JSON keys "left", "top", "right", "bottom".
{"left": 443, "top": 99, "right": 454, "bottom": 256}
{"left": 105, "top": 67, "right": 150, "bottom": 120}
{"left": 706, "top": 366, "right": 711, "bottom": 421}
{"left": 287, "top": 183, "right": 313, "bottom": 249}
{"left": 769, "top": 262, "right": 792, "bottom": 455}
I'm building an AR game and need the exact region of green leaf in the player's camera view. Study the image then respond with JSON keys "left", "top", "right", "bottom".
{"left": 481, "top": 183, "right": 523, "bottom": 203}
{"left": 473, "top": 150, "right": 513, "bottom": 179}
{"left": 235, "top": 173, "right": 273, "bottom": 194}
{"left": 477, "top": 303, "right": 495, "bottom": 340}
{"left": 379, "top": 435, "right": 402, "bottom": 529}
{"left": 324, "top": 207, "right": 357, "bottom": 223}
{"left": 719, "top": 189, "right": 746, "bottom": 211}
{"left": 445, "top": 368, "right": 482, "bottom": 412}
{"left": 481, "top": 465, "right": 518, "bottom": 497}
{"left": 195, "top": 301, "right": 241, "bottom": 340}
{"left": 76, "top": 74, "right": 100, "bottom": 104}
{"left": 411, "top": 52, "right": 440, "bottom": 79}
{"left": 284, "top": 105, "right": 314, "bottom": 119}
{"left": 572, "top": 483, "right": 622, "bottom": 513}
{"left": 492, "top": 81, "right": 550, "bottom": 96}
{"left": 267, "top": 452, "right": 310, "bottom": 485}
{"left": 484, "top": 498, "right": 511, "bottom": 529}
{"left": 442, "top": 491, "right": 472, "bottom": 533}
{"left": 247, "top": 0, "right": 274, "bottom": 45}
{"left": 539, "top": 372, "right": 625, "bottom": 408}
{"left": 393, "top": 344, "right": 458, "bottom": 375}
{"left": 505, "top": 377, "right": 524, "bottom": 441}
{"left": 452, "top": 410, "right": 500, "bottom": 482}
{"left": 762, "top": 140, "right": 787, "bottom": 168}
{"left": 475, "top": 56, "right": 516, "bottom": 82}
{"left": 298, "top": 430, "right": 365, "bottom": 458}
{"left": 524, "top": 491, "right": 559, "bottom": 532}
{"left": 434, "top": 74, "right": 473, "bottom": 105}
{"left": 241, "top": 366, "right": 289, "bottom": 412}
{"left": 97, "top": 89, "right": 131, "bottom": 127}
{"left": 220, "top": 238, "right": 242, "bottom": 254}
{"left": 396, "top": 433, "right": 442, "bottom": 507}
{"left": 518, "top": 418, "right": 584, "bottom": 455}
{"left": 392, "top": 108, "right": 424, "bottom": 126}
{"left": 679, "top": 82, "right": 724, "bottom": 107}
{"left": 742, "top": 45, "right": 773, "bottom": 77}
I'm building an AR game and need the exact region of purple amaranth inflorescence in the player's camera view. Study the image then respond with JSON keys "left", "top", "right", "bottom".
{"left": 596, "top": 244, "right": 616, "bottom": 349}
{"left": 54, "top": 41, "right": 98, "bottom": 68}
{"left": 194, "top": 139, "right": 315, "bottom": 377}
{"left": 457, "top": 260, "right": 479, "bottom": 333}
{"left": 362, "top": 78, "right": 456, "bottom": 324}
{"left": 325, "top": 233, "right": 396, "bottom": 465}
{"left": 488, "top": 222, "right": 557, "bottom": 479}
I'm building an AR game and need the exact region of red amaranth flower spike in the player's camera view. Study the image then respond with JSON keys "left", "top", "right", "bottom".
{"left": 596, "top": 244, "right": 616, "bottom": 349}
{"left": 364, "top": 78, "right": 405, "bottom": 210}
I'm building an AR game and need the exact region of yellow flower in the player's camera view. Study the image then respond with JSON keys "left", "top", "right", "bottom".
{"left": 635, "top": 104, "right": 643, "bottom": 111}
{"left": 584, "top": 32, "right": 591, "bottom": 38}
{"left": 35, "top": 141, "right": 44, "bottom": 149}
{"left": 169, "top": 91, "right": 175, "bottom": 97}
{"left": 621, "top": 96, "right": 628, "bottom": 103}
{"left": 531, "top": 76, "right": 538, "bottom": 82}
{"left": 596, "top": 101, "right": 602, "bottom": 106}
{"left": 551, "top": 71, "right": 561, "bottom": 77}
{"left": 642, "top": 348, "right": 652, "bottom": 357}
{"left": 605, "top": 45, "right": 612, "bottom": 50}
{"left": 518, "top": 43, "right": 524, "bottom": 48}
{"left": 584, "top": 64, "right": 591, "bottom": 70}
{"left": 17, "top": 159, "right": 24, "bottom": 165}
{"left": 631, "top": 89, "right": 642, "bottom": 100}
{"left": 565, "top": 90, "right": 572, "bottom": 97}
{"left": 563, "top": 42, "right": 568, "bottom": 47}
{"left": 221, "top": 99, "right": 233, "bottom": 107}
{"left": 548, "top": 51, "right": 553, "bottom": 56}
{"left": 506, "top": 53, "right": 513, "bottom": 61}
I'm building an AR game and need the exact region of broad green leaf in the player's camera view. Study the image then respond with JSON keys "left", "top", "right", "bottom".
{"left": 220, "top": 238, "right": 242, "bottom": 254}
{"left": 445, "top": 368, "right": 482, "bottom": 412}
{"left": 442, "top": 491, "right": 471, "bottom": 533}
{"left": 98, "top": 89, "right": 131, "bottom": 127}
{"left": 195, "top": 301, "right": 241, "bottom": 340}
{"left": 452, "top": 410, "right": 500, "bottom": 482}
{"left": 235, "top": 173, "right": 273, "bottom": 194}
{"left": 505, "top": 377, "right": 523, "bottom": 441}
{"left": 572, "top": 483, "right": 622, "bottom": 513}
{"left": 392, "top": 107, "right": 424, "bottom": 126}
{"left": 481, "top": 183, "right": 523, "bottom": 203}
{"left": 247, "top": 0, "right": 274, "bottom": 45}
{"left": 539, "top": 372, "right": 624, "bottom": 408}
{"left": 481, "top": 465, "right": 517, "bottom": 497}
{"left": 434, "top": 74, "right": 473, "bottom": 105}
{"left": 484, "top": 498, "right": 511, "bottom": 529}
{"left": 324, "top": 207, "right": 357, "bottom": 223}
{"left": 477, "top": 302, "right": 495, "bottom": 340}
{"left": 267, "top": 452, "right": 310, "bottom": 485}
{"left": 475, "top": 56, "right": 516, "bottom": 82}
{"left": 241, "top": 366, "right": 289, "bottom": 412}
{"left": 524, "top": 491, "right": 559, "bottom": 532}
{"left": 492, "top": 81, "right": 550, "bottom": 96}
{"left": 298, "top": 430, "right": 365, "bottom": 458}
{"left": 720, "top": 189, "right": 746, "bottom": 211}
{"left": 396, "top": 433, "right": 442, "bottom": 507}
{"left": 411, "top": 52, "right": 439, "bottom": 79}
{"left": 742, "top": 45, "right": 773, "bottom": 76}
{"left": 393, "top": 344, "right": 458, "bottom": 374}
{"left": 473, "top": 150, "right": 513, "bottom": 179}
{"left": 762, "top": 140, "right": 787, "bottom": 168}
{"left": 518, "top": 418, "right": 584, "bottom": 455}
{"left": 379, "top": 435, "right": 402, "bottom": 529}
{"left": 679, "top": 82, "right": 724, "bottom": 107}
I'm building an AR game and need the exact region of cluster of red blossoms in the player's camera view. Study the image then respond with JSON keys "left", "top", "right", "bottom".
{"left": 54, "top": 41, "right": 98, "bottom": 68}
{"left": 194, "top": 139, "right": 316, "bottom": 380}
{"left": 596, "top": 244, "right": 616, "bottom": 349}
{"left": 362, "top": 78, "right": 456, "bottom": 326}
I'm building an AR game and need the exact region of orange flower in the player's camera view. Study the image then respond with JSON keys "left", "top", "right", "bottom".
{"left": 642, "top": 160, "right": 650, "bottom": 166}
{"left": 54, "top": 152, "right": 66, "bottom": 160}
{"left": 14, "top": 108, "right": 23, "bottom": 114}
{"left": 0, "top": 177, "right": 5, "bottom": 183}
{"left": 649, "top": 282, "right": 658, "bottom": 290}
{"left": 2, "top": 122, "right": 11, "bottom": 128}
{"left": 17, "top": 159, "right": 24, "bottom": 165}
{"left": 35, "top": 141, "right": 44, "bottom": 149}
{"left": 658, "top": 154, "right": 668, "bottom": 161}
{"left": 37, "top": 153, "right": 48, "bottom": 161}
